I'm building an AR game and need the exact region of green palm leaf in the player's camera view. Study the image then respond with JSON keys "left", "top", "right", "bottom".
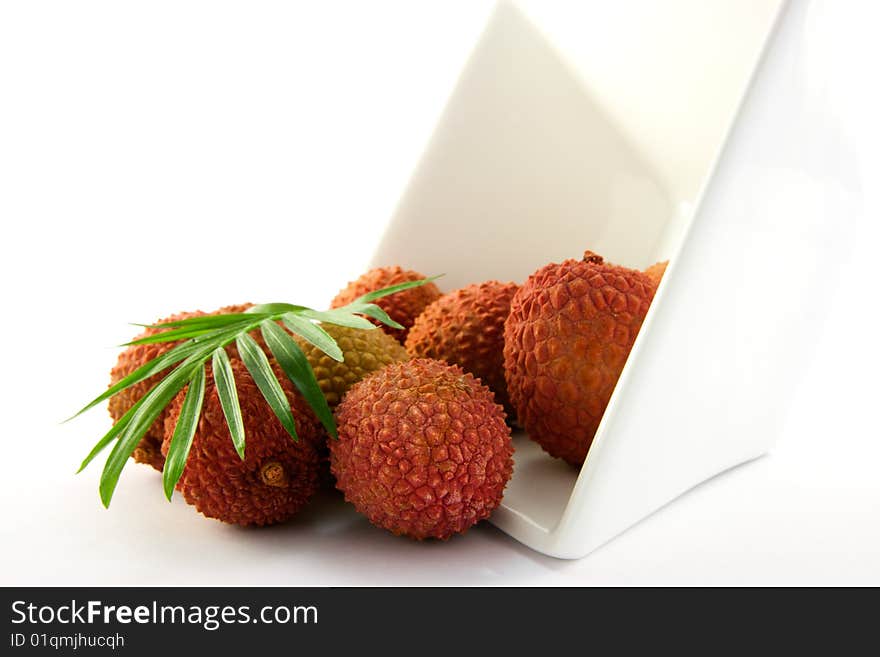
{"left": 300, "top": 309, "right": 377, "bottom": 330}
{"left": 354, "top": 276, "right": 441, "bottom": 303}
{"left": 261, "top": 320, "right": 337, "bottom": 438}
{"left": 99, "top": 357, "right": 201, "bottom": 507}
{"left": 347, "top": 302, "right": 401, "bottom": 329}
{"left": 140, "top": 313, "right": 258, "bottom": 329}
{"left": 246, "top": 303, "right": 308, "bottom": 315}
{"left": 236, "top": 333, "right": 299, "bottom": 442}
{"left": 74, "top": 275, "right": 440, "bottom": 507}
{"left": 123, "top": 326, "right": 223, "bottom": 346}
{"left": 162, "top": 365, "right": 206, "bottom": 500}
{"left": 281, "top": 313, "right": 343, "bottom": 361}
{"left": 212, "top": 347, "right": 245, "bottom": 459}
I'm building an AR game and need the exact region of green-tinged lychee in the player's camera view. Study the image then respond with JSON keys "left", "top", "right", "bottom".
{"left": 405, "top": 281, "right": 519, "bottom": 418}
{"left": 295, "top": 324, "right": 409, "bottom": 408}
{"left": 503, "top": 251, "right": 656, "bottom": 466}
{"left": 330, "top": 358, "right": 514, "bottom": 540}
{"left": 331, "top": 266, "right": 441, "bottom": 343}
{"left": 108, "top": 304, "right": 252, "bottom": 471}
{"left": 162, "top": 358, "right": 321, "bottom": 526}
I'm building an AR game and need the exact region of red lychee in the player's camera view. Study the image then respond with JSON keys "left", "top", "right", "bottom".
{"left": 644, "top": 260, "right": 669, "bottom": 288}
{"left": 330, "top": 266, "right": 441, "bottom": 343}
{"left": 405, "top": 281, "right": 519, "bottom": 418}
{"left": 330, "top": 358, "right": 513, "bottom": 539}
{"left": 503, "top": 251, "right": 656, "bottom": 466}
{"left": 163, "top": 358, "right": 321, "bottom": 526}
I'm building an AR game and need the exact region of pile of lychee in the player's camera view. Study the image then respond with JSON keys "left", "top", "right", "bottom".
{"left": 109, "top": 252, "right": 666, "bottom": 540}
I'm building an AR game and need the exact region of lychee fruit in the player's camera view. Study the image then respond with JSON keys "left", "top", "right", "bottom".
{"left": 405, "top": 281, "right": 519, "bottom": 418}
{"left": 330, "top": 358, "right": 514, "bottom": 539}
{"left": 163, "top": 358, "right": 321, "bottom": 526}
{"left": 296, "top": 323, "right": 410, "bottom": 491}
{"left": 108, "top": 303, "right": 252, "bottom": 471}
{"left": 295, "top": 323, "right": 409, "bottom": 408}
{"left": 503, "top": 251, "right": 656, "bottom": 466}
{"left": 330, "top": 266, "right": 441, "bottom": 342}
{"left": 644, "top": 260, "right": 669, "bottom": 288}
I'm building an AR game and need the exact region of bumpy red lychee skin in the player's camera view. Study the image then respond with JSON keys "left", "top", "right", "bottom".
{"left": 644, "top": 260, "right": 669, "bottom": 289}
{"left": 296, "top": 323, "right": 411, "bottom": 490}
{"left": 162, "top": 358, "right": 321, "bottom": 526}
{"left": 330, "top": 266, "right": 441, "bottom": 343}
{"left": 330, "top": 359, "right": 514, "bottom": 539}
{"left": 503, "top": 251, "right": 656, "bottom": 466}
{"left": 108, "top": 304, "right": 252, "bottom": 471}
{"left": 405, "top": 281, "right": 519, "bottom": 418}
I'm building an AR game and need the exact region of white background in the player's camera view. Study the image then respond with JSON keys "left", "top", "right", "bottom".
{"left": 1, "top": 1, "right": 878, "bottom": 585}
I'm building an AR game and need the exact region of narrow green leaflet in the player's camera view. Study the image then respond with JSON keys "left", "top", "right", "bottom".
{"left": 345, "top": 302, "right": 401, "bottom": 329}
{"left": 128, "top": 317, "right": 260, "bottom": 347}
{"left": 354, "top": 276, "right": 442, "bottom": 303}
{"left": 261, "top": 320, "right": 337, "bottom": 438}
{"left": 300, "top": 309, "right": 376, "bottom": 330}
{"left": 141, "top": 313, "right": 260, "bottom": 329}
{"left": 236, "top": 333, "right": 298, "bottom": 442}
{"left": 281, "top": 313, "right": 343, "bottom": 361}
{"left": 246, "top": 303, "right": 308, "bottom": 315}
{"left": 212, "top": 347, "right": 245, "bottom": 459}
{"left": 123, "top": 325, "right": 221, "bottom": 346}
{"left": 324, "top": 277, "right": 442, "bottom": 330}
{"left": 99, "top": 358, "right": 201, "bottom": 507}
{"left": 162, "top": 365, "right": 206, "bottom": 500}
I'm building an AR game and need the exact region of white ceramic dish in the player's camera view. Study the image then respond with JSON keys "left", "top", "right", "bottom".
{"left": 370, "top": 0, "right": 852, "bottom": 558}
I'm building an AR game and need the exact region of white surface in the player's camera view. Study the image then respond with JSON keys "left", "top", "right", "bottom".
{"left": 1, "top": 1, "right": 878, "bottom": 585}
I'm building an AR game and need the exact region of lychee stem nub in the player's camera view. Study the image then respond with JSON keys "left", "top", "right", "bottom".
{"left": 260, "top": 462, "right": 288, "bottom": 487}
